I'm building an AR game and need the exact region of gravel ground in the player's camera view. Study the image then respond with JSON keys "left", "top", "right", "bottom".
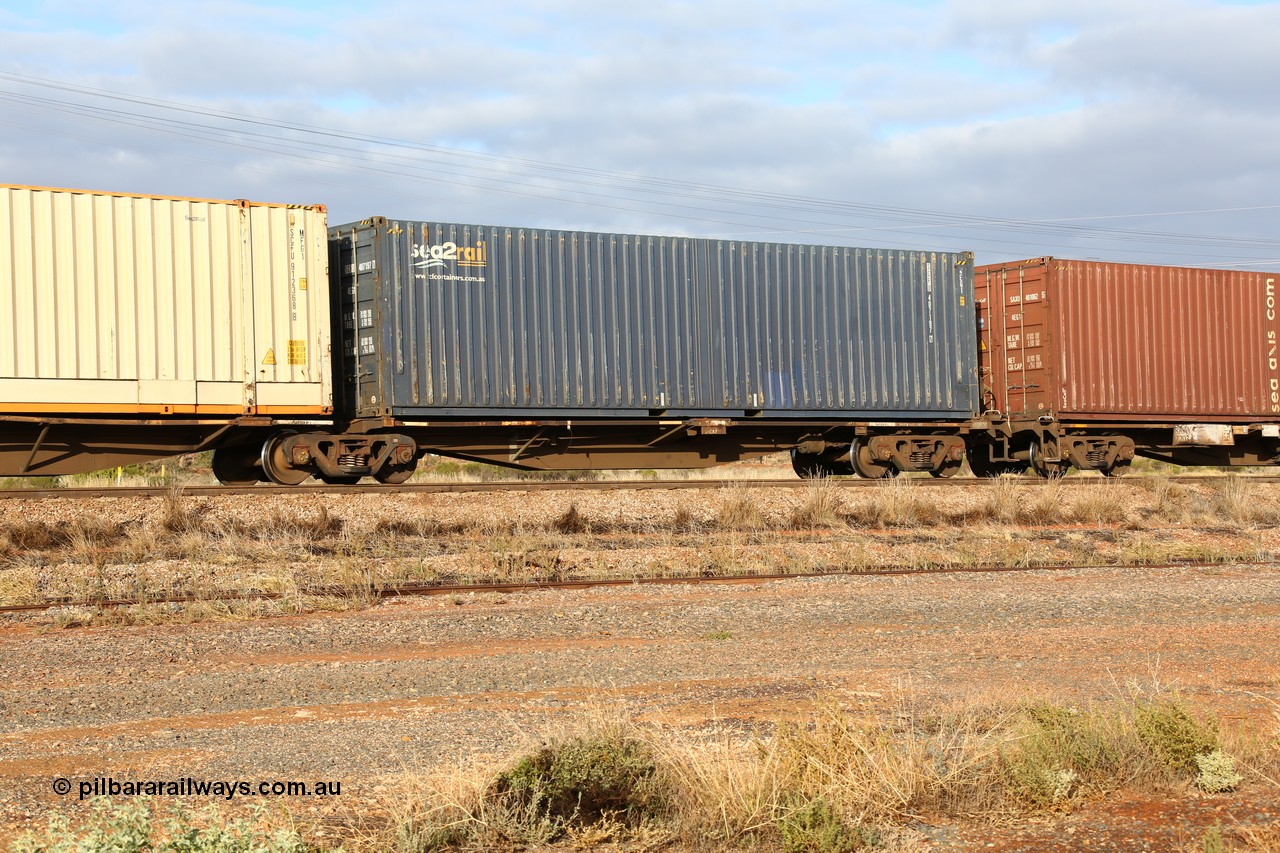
{"left": 2, "top": 558, "right": 1280, "bottom": 849}
{"left": 1, "top": 482, "right": 1279, "bottom": 850}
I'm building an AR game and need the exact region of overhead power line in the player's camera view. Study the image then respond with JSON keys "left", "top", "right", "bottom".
{"left": 0, "top": 71, "right": 1277, "bottom": 265}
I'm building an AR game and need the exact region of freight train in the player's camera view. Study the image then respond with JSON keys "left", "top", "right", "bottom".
{"left": 1, "top": 183, "right": 1277, "bottom": 484}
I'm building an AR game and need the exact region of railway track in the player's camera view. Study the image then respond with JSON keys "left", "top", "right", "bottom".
{"left": 0, "top": 473, "right": 1275, "bottom": 500}
{"left": 1, "top": 558, "right": 1272, "bottom": 616}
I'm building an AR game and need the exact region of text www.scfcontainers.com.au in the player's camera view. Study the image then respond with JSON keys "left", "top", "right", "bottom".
{"left": 52, "top": 777, "right": 342, "bottom": 801}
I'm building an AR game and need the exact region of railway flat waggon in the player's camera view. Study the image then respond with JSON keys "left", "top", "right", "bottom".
{"left": 0, "top": 184, "right": 331, "bottom": 479}
{"left": 304, "top": 218, "right": 981, "bottom": 483}
{"left": 973, "top": 257, "right": 1280, "bottom": 476}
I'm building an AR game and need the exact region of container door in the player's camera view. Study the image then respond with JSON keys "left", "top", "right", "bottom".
{"left": 243, "top": 205, "right": 330, "bottom": 413}
{"left": 1009, "top": 265, "right": 1051, "bottom": 416}
{"left": 987, "top": 264, "right": 1052, "bottom": 418}
{"left": 330, "top": 224, "right": 381, "bottom": 416}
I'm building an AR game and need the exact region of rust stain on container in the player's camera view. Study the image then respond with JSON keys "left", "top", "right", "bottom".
{"left": 975, "top": 257, "right": 1280, "bottom": 420}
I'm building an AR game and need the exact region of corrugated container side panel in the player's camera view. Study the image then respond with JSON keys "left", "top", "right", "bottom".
{"left": 926, "top": 254, "right": 944, "bottom": 409}
{"left": 816, "top": 250, "right": 833, "bottom": 405}
{"left": 849, "top": 251, "right": 868, "bottom": 408}
{"left": 0, "top": 185, "right": 328, "bottom": 413}
{"left": 896, "top": 253, "right": 913, "bottom": 407}
{"left": 489, "top": 227, "right": 507, "bottom": 405}
{"left": 796, "top": 246, "right": 815, "bottom": 407}
{"left": 68, "top": 196, "right": 89, "bottom": 376}
{"left": 174, "top": 201, "right": 194, "bottom": 381}
{"left": 0, "top": 195, "right": 14, "bottom": 375}
{"left": 825, "top": 250, "right": 842, "bottom": 406}
{"left": 867, "top": 252, "right": 887, "bottom": 408}
{"left": 794, "top": 247, "right": 808, "bottom": 405}
{"left": 778, "top": 245, "right": 799, "bottom": 406}
{"left": 913, "top": 255, "right": 928, "bottom": 409}
{"left": 32, "top": 192, "right": 54, "bottom": 376}
{"left": 713, "top": 245, "right": 731, "bottom": 405}
{"left": 607, "top": 237, "right": 627, "bottom": 405}
{"left": 803, "top": 247, "right": 821, "bottom": 407}
{"left": 136, "top": 199, "right": 154, "bottom": 380}
{"left": 86, "top": 198, "right": 107, "bottom": 376}
{"left": 358, "top": 220, "right": 976, "bottom": 416}
{"left": 189, "top": 202, "right": 210, "bottom": 381}
{"left": 834, "top": 250, "right": 852, "bottom": 407}
{"left": 1060, "top": 262, "right": 1239, "bottom": 415}
{"left": 978, "top": 258, "right": 1280, "bottom": 419}
{"left": 882, "top": 252, "right": 901, "bottom": 407}
{"left": 207, "top": 205, "right": 232, "bottom": 381}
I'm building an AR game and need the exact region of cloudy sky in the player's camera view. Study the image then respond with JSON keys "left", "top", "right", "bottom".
{"left": 1, "top": 0, "right": 1278, "bottom": 267}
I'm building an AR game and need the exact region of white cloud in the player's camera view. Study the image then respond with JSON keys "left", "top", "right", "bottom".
{"left": 0, "top": 0, "right": 1277, "bottom": 266}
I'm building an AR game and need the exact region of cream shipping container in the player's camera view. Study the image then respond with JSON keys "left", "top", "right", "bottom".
{"left": 0, "top": 184, "right": 330, "bottom": 475}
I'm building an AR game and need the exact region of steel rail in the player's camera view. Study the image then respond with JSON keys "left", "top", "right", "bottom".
{"left": 0, "top": 474, "right": 1275, "bottom": 500}
{"left": 1, "top": 559, "right": 1272, "bottom": 616}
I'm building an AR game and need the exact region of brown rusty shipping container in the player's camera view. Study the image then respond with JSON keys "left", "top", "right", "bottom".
{"left": 975, "top": 257, "right": 1280, "bottom": 421}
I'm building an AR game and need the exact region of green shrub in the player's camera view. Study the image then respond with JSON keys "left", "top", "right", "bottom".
{"left": 1194, "top": 750, "right": 1242, "bottom": 793}
{"left": 493, "top": 732, "right": 664, "bottom": 829}
{"left": 776, "top": 797, "right": 872, "bottom": 853}
{"left": 999, "top": 703, "right": 1125, "bottom": 809}
{"left": 1134, "top": 700, "right": 1219, "bottom": 775}
{"left": 1201, "top": 823, "right": 1227, "bottom": 853}
{"left": 11, "top": 799, "right": 311, "bottom": 853}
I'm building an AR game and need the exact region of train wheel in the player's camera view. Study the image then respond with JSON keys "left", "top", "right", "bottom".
{"left": 966, "top": 444, "right": 1000, "bottom": 478}
{"left": 790, "top": 448, "right": 830, "bottom": 479}
{"left": 931, "top": 459, "right": 963, "bottom": 478}
{"left": 1100, "top": 459, "right": 1131, "bottom": 478}
{"left": 1029, "top": 441, "right": 1068, "bottom": 480}
{"left": 851, "top": 438, "right": 897, "bottom": 479}
{"left": 373, "top": 463, "right": 417, "bottom": 485}
{"left": 211, "top": 446, "right": 261, "bottom": 486}
{"left": 319, "top": 475, "right": 362, "bottom": 485}
{"left": 261, "top": 432, "right": 311, "bottom": 486}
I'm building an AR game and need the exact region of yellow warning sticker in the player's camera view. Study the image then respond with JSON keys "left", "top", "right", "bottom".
{"left": 288, "top": 340, "right": 307, "bottom": 366}
{"left": 262, "top": 348, "right": 277, "bottom": 366}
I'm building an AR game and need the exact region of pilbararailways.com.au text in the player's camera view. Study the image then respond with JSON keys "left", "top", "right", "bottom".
{"left": 53, "top": 776, "right": 342, "bottom": 801}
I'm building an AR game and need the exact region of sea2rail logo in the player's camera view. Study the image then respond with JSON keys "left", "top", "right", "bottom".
{"left": 411, "top": 241, "right": 488, "bottom": 283}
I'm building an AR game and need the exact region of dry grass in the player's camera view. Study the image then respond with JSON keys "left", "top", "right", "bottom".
{"left": 362, "top": 687, "right": 1280, "bottom": 853}
{"left": 716, "top": 486, "right": 766, "bottom": 531}
{"left": 980, "top": 476, "right": 1025, "bottom": 524}
{"left": 1211, "top": 476, "right": 1280, "bottom": 526}
{"left": 552, "top": 502, "right": 590, "bottom": 534}
{"left": 1138, "top": 475, "right": 1191, "bottom": 523}
{"left": 850, "top": 479, "right": 940, "bottom": 528}
{"left": 1070, "top": 481, "right": 1131, "bottom": 526}
{"left": 788, "top": 479, "right": 846, "bottom": 529}
{"left": 20, "top": 685, "right": 1277, "bottom": 852}
{"left": 3, "top": 478, "right": 1278, "bottom": 619}
{"left": 1232, "top": 822, "right": 1280, "bottom": 852}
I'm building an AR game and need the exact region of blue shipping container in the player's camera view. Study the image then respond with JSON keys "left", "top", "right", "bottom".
{"left": 329, "top": 219, "right": 979, "bottom": 420}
